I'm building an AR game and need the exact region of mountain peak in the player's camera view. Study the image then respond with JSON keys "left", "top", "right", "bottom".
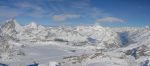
{"left": 6, "top": 18, "right": 17, "bottom": 25}
{"left": 1, "top": 18, "right": 23, "bottom": 34}
{"left": 24, "top": 22, "right": 46, "bottom": 30}
{"left": 30, "top": 22, "right": 37, "bottom": 26}
{"left": 25, "top": 22, "right": 38, "bottom": 29}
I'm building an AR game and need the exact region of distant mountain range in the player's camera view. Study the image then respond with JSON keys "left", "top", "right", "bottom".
{"left": 0, "top": 19, "right": 150, "bottom": 64}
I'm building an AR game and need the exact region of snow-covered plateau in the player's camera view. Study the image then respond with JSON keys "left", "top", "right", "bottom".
{"left": 0, "top": 19, "right": 150, "bottom": 66}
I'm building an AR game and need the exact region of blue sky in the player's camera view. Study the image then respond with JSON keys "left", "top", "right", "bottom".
{"left": 0, "top": 0, "right": 150, "bottom": 27}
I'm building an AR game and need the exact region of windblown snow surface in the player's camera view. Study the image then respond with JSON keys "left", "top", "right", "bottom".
{"left": 0, "top": 19, "right": 150, "bottom": 66}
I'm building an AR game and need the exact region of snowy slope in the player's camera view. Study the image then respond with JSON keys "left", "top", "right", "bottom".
{"left": 0, "top": 19, "right": 150, "bottom": 66}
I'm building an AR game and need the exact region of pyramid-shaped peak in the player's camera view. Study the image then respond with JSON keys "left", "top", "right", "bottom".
{"left": 3, "top": 18, "right": 22, "bottom": 28}
{"left": 1, "top": 18, "right": 23, "bottom": 33}
{"left": 6, "top": 18, "right": 18, "bottom": 25}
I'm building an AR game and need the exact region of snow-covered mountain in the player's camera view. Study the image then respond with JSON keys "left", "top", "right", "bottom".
{"left": 0, "top": 19, "right": 150, "bottom": 66}
{"left": 0, "top": 19, "right": 123, "bottom": 48}
{"left": 1, "top": 19, "right": 23, "bottom": 36}
{"left": 0, "top": 19, "right": 150, "bottom": 49}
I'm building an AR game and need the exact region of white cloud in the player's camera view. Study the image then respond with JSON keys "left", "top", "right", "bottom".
{"left": 0, "top": 2, "right": 47, "bottom": 18}
{"left": 71, "top": 0, "right": 90, "bottom": 8}
{"left": 16, "top": 2, "right": 44, "bottom": 12}
{"left": 0, "top": 0, "right": 121, "bottom": 23}
{"left": 0, "top": 6, "right": 22, "bottom": 18}
{"left": 96, "top": 17, "right": 125, "bottom": 23}
{"left": 52, "top": 14, "right": 80, "bottom": 21}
